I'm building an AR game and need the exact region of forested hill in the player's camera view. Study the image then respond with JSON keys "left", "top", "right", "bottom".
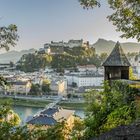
{"left": 16, "top": 46, "right": 99, "bottom": 72}
{"left": 0, "top": 39, "right": 139, "bottom": 63}
{"left": 92, "top": 38, "right": 140, "bottom": 54}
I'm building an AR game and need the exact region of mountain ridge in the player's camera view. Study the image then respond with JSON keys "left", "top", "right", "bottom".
{"left": 0, "top": 48, "right": 36, "bottom": 63}
{"left": 0, "top": 38, "right": 139, "bottom": 63}
{"left": 92, "top": 38, "right": 140, "bottom": 54}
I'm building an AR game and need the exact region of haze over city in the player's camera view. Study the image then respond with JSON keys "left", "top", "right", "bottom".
{"left": 0, "top": 0, "right": 138, "bottom": 52}
{"left": 0, "top": 0, "right": 140, "bottom": 139}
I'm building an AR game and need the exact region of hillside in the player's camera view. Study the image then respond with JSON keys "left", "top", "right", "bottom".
{"left": 92, "top": 38, "right": 140, "bottom": 54}
{"left": 0, "top": 49, "right": 36, "bottom": 63}
{"left": 0, "top": 39, "right": 139, "bottom": 63}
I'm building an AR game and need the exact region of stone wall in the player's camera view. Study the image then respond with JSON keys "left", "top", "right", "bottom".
{"left": 91, "top": 120, "right": 140, "bottom": 140}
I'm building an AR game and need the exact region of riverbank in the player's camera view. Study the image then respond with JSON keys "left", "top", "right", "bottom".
{"left": 0, "top": 97, "right": 51, "bottom": 108}
{"left": 58, "top": 102, "right": 86, "bottom": 110}
{"left": 0, "top": 97, "right": 86, "bottom": 109}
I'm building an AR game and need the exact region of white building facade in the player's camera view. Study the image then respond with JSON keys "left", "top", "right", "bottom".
{"left": 64, "top": 73, "right": 104, "bottom": 88}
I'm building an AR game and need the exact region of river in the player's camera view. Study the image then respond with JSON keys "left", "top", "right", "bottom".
{"left": 13, "top": 106, "right": 85, "bottom": 124}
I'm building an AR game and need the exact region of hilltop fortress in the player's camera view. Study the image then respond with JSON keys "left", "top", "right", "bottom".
{"left": 39, "top": 39, "right": 90, "bottom": 54}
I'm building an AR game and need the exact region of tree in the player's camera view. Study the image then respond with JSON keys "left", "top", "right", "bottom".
{"left": 0, "top": 76, "right": 7, "bottom": 87}
{"left": 67, "top": 93, "right": 72, "bottom": 99}
{"left": 16, "top": 53, "right": 52, "bottom": 72}
{"left": 83, "top": 81, "right": 138, "bottom": 139}
{"left": 102, "top": 105, "right": 133, "bottom": 131}
{"left": 42, "top": 79, "right": 51, "bottom": 94}
{"left": 0, "top": 100, "right": 21, "bottom": 126}
{"left": 129, "top": 67, "right": 137, "bottom": 80}
{"left": 9, "top": 61, "right": 15, "bottom": 67}
{"left": 29, "top": 84, "right": 42, "bottom": 95}
{"left": 71, "top": 117, "right": 85, "bottom": 140}
{"left": 0, "top": 101, "right": 21, "bottom": 140}
{"left": 0, "top": 102, "right": 71, "bottom": 140}
{"left": 72, "top": 82, "right": 77, "bottom": 88}
{"left": 0, "top": 24, "right": 19, "bottom": 51}
{"left": 0, "top": 24, "right": 18, "bottom": 90}
{"left": 99, "top": 53, "right": 108, "bottom": 62}
{"left": 32, "top": 121, "right": 70, "bottom": 140}
{"left": 79, "top": 0, "right": 140, "bottom": 41}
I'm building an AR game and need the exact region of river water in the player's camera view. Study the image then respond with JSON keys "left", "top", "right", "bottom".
{"left": 13, "top": 106, "right": 85, "bottom": 124}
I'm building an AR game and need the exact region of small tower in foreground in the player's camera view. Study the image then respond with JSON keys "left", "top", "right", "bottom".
{"left": 102, "top": 41, "right": 131, "bottom": 81}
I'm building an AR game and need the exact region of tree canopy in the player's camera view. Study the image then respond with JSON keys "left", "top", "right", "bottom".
{"left": 83, "top": 81, "right": 138, "bottom": 139}
{"left": 42, "top": 79, "right": 51, "bottom": 94}
{"left": 29, "top": 84, "right": 42, "bottom": 96}
{"left": 0, "top": 24, "right": 18, "bottom": 88}
{"left": 0, "top": 24, "right": 18, "bottom": 51}
{"left": 79, "top": 0, "right": 140, "bottom": 41}
{"left": 16, "top": 46, "right": 101, "bottom": 72}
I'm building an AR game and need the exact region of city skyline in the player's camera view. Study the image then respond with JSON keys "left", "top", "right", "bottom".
{"left": 0, "top": 0, "right": 138, "bottom": 52}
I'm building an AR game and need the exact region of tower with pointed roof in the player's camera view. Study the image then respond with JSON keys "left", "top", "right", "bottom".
{"left": 102, "top": 41, "right": 131, "bottom": 81}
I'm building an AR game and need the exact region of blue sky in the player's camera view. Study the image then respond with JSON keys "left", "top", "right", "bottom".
{"left": 0, "top": 0, "right": 138, "bottom": 52}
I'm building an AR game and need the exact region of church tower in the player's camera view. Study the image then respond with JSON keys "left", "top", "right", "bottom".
{"left": 102, "top": 41, "right": 131, "bottom": 81}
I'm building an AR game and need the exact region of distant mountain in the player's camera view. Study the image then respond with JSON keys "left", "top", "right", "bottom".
{"left": 92, "top": 38, "right": 140, "bottom": 54}
{"left": 0, "top": 39, "right": 139, "bottom": 63}
{"left": 0, "top": 48, "right": 36, "bottom": 63}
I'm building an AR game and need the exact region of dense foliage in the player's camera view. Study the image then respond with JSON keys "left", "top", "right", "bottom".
{"left": 42, "top": 79, "right": 51, "bottom": 94}
{"left": 0, "top": 81, "right": 139, "bottom": 140}
{"left": 0, "top": 102, "right": 83, "bottom": 140}
{"left": 0, "top": 101, "right": 21, "bottom": 139}
{"left": 129, "top": 67, "right": 137, "bottom": 80}
{"left": 29, "top": 83, "right": 42, "bottom": 96}
{"left": 29, "top": 79, "right": 51, "bottom": 96}
{"left": 0, "top": 24, "right": 19, "bottom": 51}
{"left": 83, "top": 81, "right": 138, "bottom": 139}
{"left": 0, "top": 24, "right": 18, "bottom": 88}
{"left": 79, "top": 0, "right": 140, "bottom": 41}
{"left": 16, "top": 46, "right": 107, "bottom": 72}
{"left": 16, "top": 53, "right": 52, "bottom": 72}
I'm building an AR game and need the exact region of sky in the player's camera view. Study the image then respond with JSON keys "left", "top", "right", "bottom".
{"left": 0, "top": 0, "right": 138, "bottom": 52}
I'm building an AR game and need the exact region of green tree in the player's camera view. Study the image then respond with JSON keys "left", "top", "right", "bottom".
{"left": 79, "top": 0, "right": 140, "bottom": 41}
{"left": 72, "top": 82, "right": 77, "bottom": 88}
{"left": 100, "top": 53, "right": 108, "bottom": 62}
{"left": 129, "top": 67, "right": 137, "bottom": 80}
{"left": 0, "top": 101, "right": 21, "bottom": 126}
{"left": 0, "top": 76, "right": 7, "bottom": 87}
{"left": 17, "top": 45, "right": 99, "bottom": 72}
{"left": 0, "top": 24, "right": 19, "bottom": 51}
{"left": 0, "top": 24, "right": 18, "bottom": 91}
{"left": 0, "top": 101, "right": 21, "bottom": 140}
{"left": 16, "top": 53, "right": 52, "bottom": 72}
{"left": 83, "top": 81, "right": 137, "bottom": 139}
{"left": 9, "top": 61, "right": 15, "bottom": 67}
{"left": 71, "top": 117, "right": 85, "bottom": 140}
{"left": 42, "top": 79, "right": 51, "bottom": 94}
{"left": 32, "top": 121, "right": 69, "bottom": 140}
{"left": 67, "top": 93, "right": 72, "bottom": 99}
{"left": 29, "top": 84, "right": 42, "bottom": 95}
{"left": 102, "top": 105, "right": 133, "bottom": 131}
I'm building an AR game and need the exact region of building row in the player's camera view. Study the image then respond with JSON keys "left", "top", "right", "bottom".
{"left": 0, "top": 63, "right": 104, "bottom": 96}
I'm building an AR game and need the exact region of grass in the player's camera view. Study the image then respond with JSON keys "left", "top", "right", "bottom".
{"left": 0, "top": 97, "right": 51, "bottom": 108}
{"left": 58, "top": 102, "right": 86, "bottom": 110}
{"left": 0, "top": 97, "right": 86, "bottom": 109}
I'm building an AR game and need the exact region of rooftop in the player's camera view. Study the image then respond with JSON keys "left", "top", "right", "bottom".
{"left": 27, "top": 107, "right": 74, "bottom": 126}
{"left": 9, "top": 81, "right": 29, "bottom": 85}
{"left": 27, "top": 115, "right": 56, "bottom": 125}
{"left": 102, "top": 41, "right": 131, "bottom": 66}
